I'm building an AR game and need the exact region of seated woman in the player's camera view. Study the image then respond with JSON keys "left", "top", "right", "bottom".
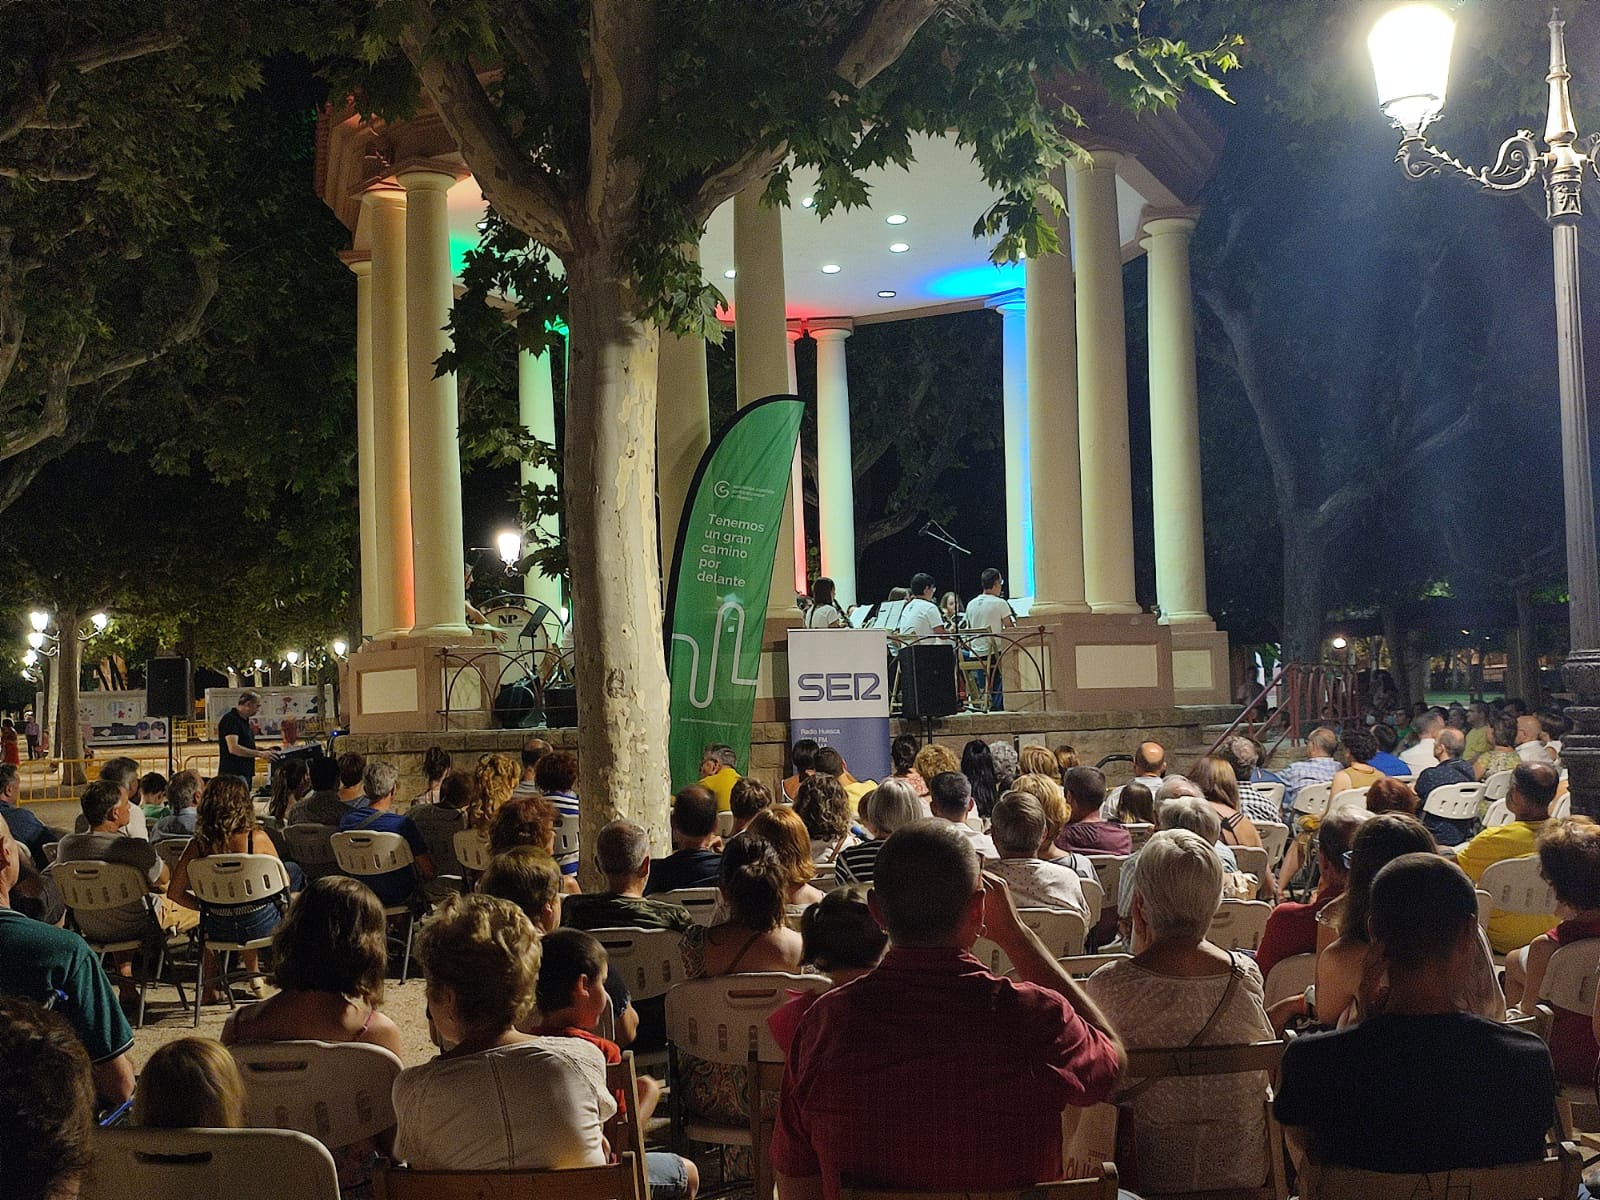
{"left": 1083, "top": 830, "right": 1275, "bottom": 1195}
{"left": 1505, "top": 818, "right": 1600, "bottom": 1084}
{"left": 1475, "top": 715, "right": 1523, "bottom": 781}
{"left": 1114, "top": 780, "right": 1156, "bottom": 826}
{"left": 912, "top": 742, "right": 961, "bottom": 789}
{"left": 889, "top": 734, "right": 929, "bottom": 799}
{"left": 393, "top": 894, "right": 615, "bottom": 1170}
{"left": 836, "top": 779, "right": 922, "bottom": 885}
{"left": 134, "top": 1037, "right": 247, "bottom": 1129}
{"left": 793, "top": 774, "right": 855, "bottom": 863}
{"left": 1017, "top": 744, "right": 1060, "bottom": 783}
{"left": 781, "top": 739, "right": 818, "bottom": 803}
{"left": 1188, "top": 757, "right": 1264, "bottom": 851}
{"left": 1328, "top": 729, "right": 1383, "bottom": 801}
{"left": 1315, "top": 813, "right": 1502, "bottom": 1027}
{"left": 744, "top": 807, "right": 827, "bottom": 913}
{"left": 769, "top": 887, "right": 888, "bottom": 1054}
{"left": 169, "top": 775, "right": 294, "bottom": 1002}
{"left": 489, "top": 794, "right": 560, "bottom": 857}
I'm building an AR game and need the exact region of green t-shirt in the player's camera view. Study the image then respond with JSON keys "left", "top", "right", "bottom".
{"left": 0, "top": 907, "right": 133, "bottom": 1063}
{"left": 560, "top": 893, "right": 694, "bottom": 933}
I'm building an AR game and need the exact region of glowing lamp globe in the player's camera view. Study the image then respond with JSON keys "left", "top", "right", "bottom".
{"left": 28, "top": 611, "right": 48, "bottom": 633}
{"left": 496, "top": 530, "right": 524, "bottom": 568}
{"left": 332, "top": 639, "right": 348, "bottom": 658}
{"left": 1369, "top": 4, "right": 1455, "bottom": 134}
{"left": 26, "top": 632, "right": 44, "bottom": 650}
{"left": 90, "top": 612, "right": 109, "bottom": 632}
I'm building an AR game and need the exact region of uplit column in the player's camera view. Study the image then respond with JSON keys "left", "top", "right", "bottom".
{"left": 987, "top": 290, "right": 1033, "bottom": 598}
{"left": 363, "top": 186, "right": 414, "bottom": 638}
{"left": 785, "top": 320, "right": 808, "bottom": 589}
{"left": 1025, "top": 174, "right": 1089, "bottom": 615}
{"left": 1145, "top": 216, "right": 1210, "bottom": 624}
{"left": 519, "top": 345, "right": 564, "bottom": 615}
{"left": 345, "top": 254, "right": 380, "bottom": 640}
{"left": 811, "top": 319, "right": 858, "bottom": 607}
{"left": 398, "top": 166, "right": 469, "bottom": 636}
{"left": 1069, "top": 151, "right": 1140, "bottom": 614}
{"left": 656, "top": 320, "right": 711, "bottom": 575}
{"left": 733, "top": 183, "right": 803, "bottom": 615}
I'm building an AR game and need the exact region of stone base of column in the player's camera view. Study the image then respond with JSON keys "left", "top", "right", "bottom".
{"left": 1167, "top": 623, "right": 1231, "bottom": 706}
{"left": 1007, "top": 612, "right": 1177, "bottom": 712}
{"left": 752, "top": 613, "right": 802, "bottom": 724}
{"left": 347, "top": 632, "right": 522, "bottom": 735}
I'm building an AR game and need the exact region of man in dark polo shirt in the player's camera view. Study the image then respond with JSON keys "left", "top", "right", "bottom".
{"left": 218, "top": 691, "right": 276, "bottom": 786}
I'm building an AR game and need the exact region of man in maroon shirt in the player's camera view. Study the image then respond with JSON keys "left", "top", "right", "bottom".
{"left": 1257, "top": 809, "right": 1360, "bottom": 988}
{"left": 1056, "top": 766, "right": 1133, "bottom": 855}
{"left": 772, "top": 821, "right": 1125, "bottom": 1200}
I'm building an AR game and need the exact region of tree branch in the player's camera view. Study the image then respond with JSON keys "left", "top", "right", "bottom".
{"left": 68, "top": 259, "right": 216, "bottom": 387}
{"left": 64, "top": 30, "right": 184, "bottom": 73}
{"left": 2, "top": 333, "right": 82, "bottom": 460}
{"left": 0, "top": 162, "right": 95, "bottom": 181}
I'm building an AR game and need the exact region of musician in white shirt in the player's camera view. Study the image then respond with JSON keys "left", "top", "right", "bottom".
{"left": 895, "top": 573, "right": 948, "bottom": 643}
{"left": 964, "top": 568, "right": 1016, "bottom": 710}
{"left": 803, "top": 576, "right": 848, "bottom": 629}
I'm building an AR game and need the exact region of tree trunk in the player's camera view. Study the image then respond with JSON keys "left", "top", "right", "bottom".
{"left": 1380, "top": 606, "right": 1409, "bottom": 707}
{"left": 563, "top": 254, "right": 671, "bottom": 873}
{"left": 1280, "top": 531, "right": 1325, "bottom": 664}
{"left": 1514, "top": 581, "right": 1540, "bottom": 702}
{"left": 56, "top": 610, "right": 86, "bottom": 786}
{"left": 1404, "top": 632, "right": 1428, "bottom": 707}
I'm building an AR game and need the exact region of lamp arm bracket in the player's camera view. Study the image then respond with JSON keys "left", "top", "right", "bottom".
{"left": 1587, "top": 133, "right": 1600, "bottom": 182}
{"left": 1397, "top": 130, "right": 1542, "bottom": 193}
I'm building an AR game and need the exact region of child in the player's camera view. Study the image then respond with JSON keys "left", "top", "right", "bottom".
{"left": 768, "top": 888, "right": 888, "bottom": 1053}
{"left": 532, "top": 930, "right": 699, "bottom": 1199}
{"left": 134, "top": 1038, "right": 247, "bottom": 1128}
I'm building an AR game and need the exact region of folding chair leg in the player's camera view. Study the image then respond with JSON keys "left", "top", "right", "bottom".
{"left": 400, "top": 912, "right": 415, "bottom": 984}
{"left": 192, "top": 933, "right": 207, "bottom": 1027}
{"left": 222, "top": 951, "right": 238, "bottom": 1009}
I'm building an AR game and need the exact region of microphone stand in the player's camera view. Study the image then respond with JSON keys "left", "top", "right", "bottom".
{"left": 918, "top": 519, "right": 971, "bottom": 600}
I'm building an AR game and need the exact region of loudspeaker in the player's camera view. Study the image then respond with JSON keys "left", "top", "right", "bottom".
{"left": 544, "top": 685, "right": 578, "bottom": 729}
{"left": 493, "top": 678, "right": 539, "bottom": 729}
{"left": 899, "top": 643, "right": 959, "bottom": 719}
{"left": 145, "top": 658, "right": 192, "bottom": 719}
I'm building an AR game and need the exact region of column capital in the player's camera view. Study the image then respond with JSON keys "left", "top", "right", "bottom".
{"left": 808, "top": 317, "right": 854, "bottom": 340}
{"left": 1140, "top": 208, "right": 1201, "bottom": 242}
{"left": 1075, "top": 148, "right": 1123, "bottom": 172}
{"left": 359, "top": 183, "right": 407, "bottom": 212}
{"left": 786, "top": 317, "right": 806, "bottom": 342}
{"left": 394, "top": 158, "right": 470, "bottom": 191}
{"left": 985, "top": 287, "right": 1026, "bottom": 314}
{"left": 339, "top": 250, "right": 373, "bottom": 277}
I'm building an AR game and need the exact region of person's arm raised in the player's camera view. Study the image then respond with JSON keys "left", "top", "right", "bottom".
{"left": 980, "top": 870, "right": 1125, "bottom": 1066}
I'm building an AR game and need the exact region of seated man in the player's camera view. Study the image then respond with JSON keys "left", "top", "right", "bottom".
{"left": 0, "top": 813, "right": 135, "bottom": 1106}
{"left": 643, "top": 788, "right": 723, "bottom": 894}
{"left": 151, "top": 769, "right": 202, "bottom": 841}
{"left": 1056, "top": 767, "right": 1132, "bottom": 855}
{"left": 725, "top": 777, "right": 773, "bottom": 841}
{"left": 338, "top": 761, "right": 437, "bottom": 907}
{"left": 926, "top": 771, "right": 996, "bottom": 859}
{"left": 1453, "top": 762, "right": 1558, "bottom": 955}
{"left": 1275, "top": 852, "right": 1555, "bottom": 1174}
{"left": 0, "top": 762, "right": 63, "bottom": 869}
{"left": 695, "top": 744, "right": 742, "bottom": 813}
{"left": 288, "top": 753, "right": 350, "bottom": 826}
{"left": 983, "top": 792, "right": 1090, "bottom": 923}
{"left": 335, "top": 750, "right": 368, "bottom": 806}
{"left": 563, "top": 820, "right": 694, "bottom": 931}
{"left": 771, "top": 821, "right": 1124, "bottom": 1199}
{"left": 1417, "top": 728, "right": 1476, "bottom": 845}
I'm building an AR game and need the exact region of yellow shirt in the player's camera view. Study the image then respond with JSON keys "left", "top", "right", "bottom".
{"left": 1454, "top": 819, "right": 1553, "bottom": 954}
{"left": 697, "top": 765, "right": 741, "bottom": 813}
{"left": 1464, "top": 726, "right": 1491, "bottom": 762}
{"left": 843, "top": 778, "right": 877, "bottom": 807}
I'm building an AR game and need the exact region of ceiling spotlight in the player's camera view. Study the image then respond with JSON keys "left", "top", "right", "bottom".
{"left": 889, "top": 242, "right": 909, "bottom": 254}
{"left": 877, "top": 290, "right": 897, "bottom": 298}
{"left": 800, "top": 196, "right": 815, "bottom": 209}
{"left": 723, "top": 268, "right": 736, "bottom": 279}
{"left": 886, "top": 213, "right": 908, "bottom": 225}
{"left": 820, "top": 264, "right": 841, "bottom": 274}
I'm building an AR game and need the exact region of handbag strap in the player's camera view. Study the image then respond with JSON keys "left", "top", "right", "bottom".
{"left": 1117, "top": 954, "right": 1248, "bottom": 1103}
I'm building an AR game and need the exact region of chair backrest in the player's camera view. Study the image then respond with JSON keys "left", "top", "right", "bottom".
{"left": 1482, "top": 799, "right": 1513, "bottom": 828}
{"left": 811, "top": 859, "right": 837, "bottom": 889}
{"left": 1483, "top": 769, "right": 1515, "bottom": 801}
{"left": 187, "top": 854, "right": 293, "bottom": 908}
{"left": 1207, "top": 899, "right": 1273, "bottom": 952}
{"left": 1539, "top": 937, "right": 1600, "bottom": 1014}
{"left": 330, "top": 830, "right": 416, "bottom": 877}
{"left": 1231, "top": 845, "right": 1271, "bottom": 890}
{"left": 1085, "top": 855, "right": 1123, "bottom": 907}
{"left": 589, "top": 927, "right": 684, "bottom": 1001}
{"left": 1298, "top": 1144, "right": 1580, "bottom": 1200}
{"left": 1476, "top": 889, "right": 1494, "bottom": 931}
{"left": 1254, "top": 821, "right": 1290, "bottom": 870}
{"left": 1077, "top": 875, "right": 1105, "bottom": 921}
{"left": 552, "top": 810, "right": 579, "bottom": 859}
{"left": 604, "top": 1053, "right": 649, "bottom": 1200}
{"left": 972, "top": 908, "right": 1089, "bottom": 975}
{"left": 283, "top": 823, "right": 340, "bottom": 868}
{"left": 1327, "top": 787, "right": 1369, "bottom": 816}
{"left": 839, "top": 1171, "right": 1120, "bottom": 1200}
{"left": 1124, "top": 822, "right": 1155, "bottom": 852}
{"left": 154, "top": 838, "right": 191, "bottom": 874}
{"left": 372, "top": 1154, "right": 643, "bottom": 1200}
{"left": 655, "top": 887, "right": 719, "bottom": 926}
{"left": 716, "top": 810, "right": 735, "bottom": 837}
{"left": 86, "top": 1127, "right": 340, "bottom": 1200}
{"left": 1422, "top": 782, "right": 1486, "bottom": 821}
{"left": 1058, "top": 953, "right": 1132, "bottom": 978}
{"left": 228, "top": 1040, "right": 403, "bottom": 1151}
{"left": 452, "top": 828, "right": 492, "bottom": 872}
{"left": 1479, "top": 855, "right": 1556, "bottom": 917}
{"left": 1254, "top": 782, "right": 1286, "bottom": 810}
{"left": 48, "top": 860, "right": 152, "bottom": 913}
{"left": 1292, "top": 783, "right": 1331, "bottom": 816}
{"left": 1553, "top": 795, "right": 1571, "bottom": 820}
{"left": 664, "top": 973, "right": 830, "bottom": 1067}
{"left": 1262, "top": 953, "right": 1318, "bottom": 1008}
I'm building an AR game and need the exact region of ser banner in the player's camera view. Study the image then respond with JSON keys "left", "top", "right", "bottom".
{"left": 787, "top": 628, "right": 892, "bottom": 784}
{"left": 665, "top": 395, "right": 805, "bottom": 790}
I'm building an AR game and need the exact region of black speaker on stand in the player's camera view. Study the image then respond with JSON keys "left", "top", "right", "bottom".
{"left": 146, "top": 658, "right": 191, "bottom": 777}
{"left": 899, "top": 643, "right": 959, "bottom": 720}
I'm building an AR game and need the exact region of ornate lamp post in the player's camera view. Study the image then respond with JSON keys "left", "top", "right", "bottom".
{"left": 1369, "top": 5, "right": 1600, "bottom": 813}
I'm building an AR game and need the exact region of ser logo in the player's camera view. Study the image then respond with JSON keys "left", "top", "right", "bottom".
{"left": 796, "top": 672, "right": 883, "bottom": 703}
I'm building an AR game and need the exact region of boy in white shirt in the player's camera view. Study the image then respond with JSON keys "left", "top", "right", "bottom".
{"left": 963, "top": 568, "right": 1016, "bottom": 710}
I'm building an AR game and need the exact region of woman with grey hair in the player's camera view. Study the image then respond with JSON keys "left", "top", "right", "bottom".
{"left": 987, "top": 740, "right": 1019, "bottom": 793}
{"left": 1085, "top": 830, "right": 1274, "bottom": 1194}
{"left": 836, "top": 778, "right": 922, "bottom": 884}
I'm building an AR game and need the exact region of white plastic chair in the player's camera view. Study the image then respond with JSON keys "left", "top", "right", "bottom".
{"left": 589, "top": 927, "right": 684, "bottom": 1002}
{"left": 1077, "top": 875, "right": 1104, "bottom": 922}
{"left": 1481, "top": 799, "right": 1513, "bottom": 828}
{"left": 971, "top": 908, "right": 1088, "bottom": 975}
{"left": 154, "top": 837, "right": 191, "bottom": 875}
{"left": 811, "top": 859, "right": 837, "bottom": 889}
{"left": 1057, "top": 952, "right": 1131, "bottom": 978}
{"left": 1554, "top": 795, "right": 1572, "bottom": 820}
{"left": 1123, "top": 822, "right": 1155, "bottom": 852}
{"left": 1476, "top": 888, "right": 1493, "bottom": 931}
{"left": 330, "top": 830, "right": 423, "bottom": 982}
{"left": 1231, "top": 846, "right": 1271, "bottom": 897}
{"left": 283, "top": 823, "right": 340, "bottom": 881}
{"left": 84, "top": 1127, "right": 339, "bottom": 1200}
{"left": 1263, "top": 952, "right": 1317, "bottom": 1008}
{"left": 716, "top": 811, "right": 735, "bottom": 838}
{"left": 1292, "top": 783, "right": 1331, "bottom": 816}
{"left": 452, "top": 828, "right": 492, "bottom": 872}
{"left": 1327, "top": 787, "right": 1369, "bottom": 815}
{"left": 1254, "top": 781, "right": 1286, "bottom": 811}
{"left": 1484, "top": 769, "right": 1515, "bottom": 801}
{"left": 1422, "top": 781, "right": 1486, "bottom": 823}
{"left": 655, "top": 886, "right": 720, "bottom": 926}
{"left": 552, "top": 809, "right": 579, "bottom": 860}
{"left": 1479, "top": 855, "right": 1557, "bottom": 925}
{"left": 187, "top": 854, "right": 292, "bottom": 1027}
{"left": 229, "top": 1040, "right": 402, "bottom": 1153}
{"left": 1207, "top": 899, "right": 1272, "bottom": 952}
{"left": 1539, "top": 938, "right": 1600, "bottom": 1015}
{"left": 1255, "top": 821, "right": 1290, "bottom": 871}
{"left": 1085, "top": 855, "right": 1124, "bottom": 914}
{"left": 49, "top": 859, "right": 186, "bottom": 1027}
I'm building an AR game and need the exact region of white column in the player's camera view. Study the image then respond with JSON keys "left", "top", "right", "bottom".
{"left": 1069, "top": 151, "right": 1140, "bottom": 615}
{"left": 785, "top": 321, "right": 807, "bottom": 590}
{"left": 656, "top": 324, "right": 710, "bottom": 575}
{"left": 1025, "top": 174, "right": 1089, "bottom": 615}
{"left": 518, "top": 345, "right": 564, "bottom": 615}
{"left": 363, "top": 187, "right": 414, "bottom": 638}
{"left": 1145, "top": 216, "right": 1210, "bottom": 624}
{"left": 811, "top": 319, "right": 857, "bottom": 607}
{"left": 398, "top": 167, "right": 469, "bottom": 636}
{"left": 987, "top": 290, "right": 1033, "bottom": 598}
{"left": 346, "top": 256, "right": 380, "bottom": 640}
{"left": 733, "top": 184, "right": 802, "bottom": 615}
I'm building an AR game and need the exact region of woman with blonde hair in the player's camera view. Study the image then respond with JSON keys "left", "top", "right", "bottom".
{"left": 912, "top": 742, "right": 960, "bottom": 784}
{"left": 1017, "top": 744, "right": 1058, "bottom": 781}
{"left": 1054, "top": 744, "right": 1081, "bottom": 774}
{"left": 134, "top": 1038, "right": 247, "bottom": 1129}
{"left": 745, "top": 806, "right": 827, "bottom": 910}
{"left": 470, "top": 752, "right": 521, "bottom": 831}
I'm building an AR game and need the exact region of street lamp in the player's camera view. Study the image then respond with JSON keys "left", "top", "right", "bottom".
{"left": 28, "top": 611, "right": 48, "bottom": 634}
{"left": 1369, "top": 5, "right": 1600, "bottom": 813}
{"left": 496, "top": 530, "right": 524, "bottom": 569}
{"left": 331, "top": 639, "right": 349, "bottom": 658}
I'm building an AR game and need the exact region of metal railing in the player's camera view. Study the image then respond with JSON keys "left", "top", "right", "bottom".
{"left": 14, "top": 758, "right": 106, "bottom": 805}
{"left": 890, "top": 627, "right": 1053, "bottom": 716}
{"left": 436, "top": 644, "right": 571, "bottom": 731}
{"left": 1205, "top": 662, "right": 1363, "bottom": 762}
